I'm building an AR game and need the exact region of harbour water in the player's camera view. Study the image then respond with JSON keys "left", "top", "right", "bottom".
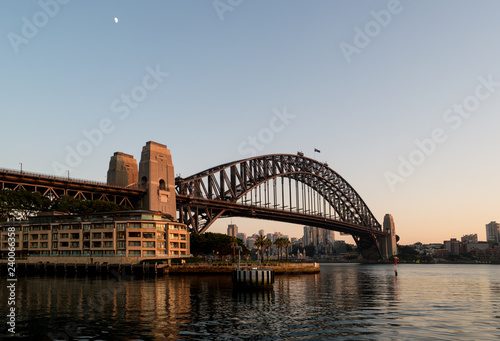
{"left": 1, "top": 263, "right": 500, "bottom": 340}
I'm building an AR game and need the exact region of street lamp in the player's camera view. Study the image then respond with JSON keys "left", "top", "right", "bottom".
{"left": 235, "top": 246, "right": 241, "bottom": 268}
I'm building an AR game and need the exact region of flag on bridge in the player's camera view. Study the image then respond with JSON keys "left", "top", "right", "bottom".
{"left": 314, "top": 148, "right": 321, "bottom": 153}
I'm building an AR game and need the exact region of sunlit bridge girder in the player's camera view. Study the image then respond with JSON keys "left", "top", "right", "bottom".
{"left": 175, "top": 154, "right": 382, "bottom": 239}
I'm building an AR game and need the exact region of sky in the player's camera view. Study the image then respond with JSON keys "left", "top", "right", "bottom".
{"left": 1, "top": 0, "right": 500, "bottom": 244}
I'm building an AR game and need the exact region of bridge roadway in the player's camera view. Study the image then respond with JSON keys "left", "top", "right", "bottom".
{"left": 176, "top": 194, "right": 386, "bottom": 237}
{"left": 0, "top": 168, "right": 144, "bottom": 207}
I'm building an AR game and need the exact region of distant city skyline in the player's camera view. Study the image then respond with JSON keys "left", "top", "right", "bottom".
{"left": 2, "top": 1, "right": 500, "bottom": 244}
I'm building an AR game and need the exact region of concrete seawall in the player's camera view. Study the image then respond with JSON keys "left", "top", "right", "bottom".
{"left": 167, "top": 263, "right": 320, "bottom": 275}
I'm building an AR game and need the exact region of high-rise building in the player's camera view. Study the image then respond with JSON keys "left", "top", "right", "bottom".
{"left": 486, "top": 222, "right": 500, "bottom": 243}
{"left": 227, "top": 224, "right": 238, "bottom": 237}
{"left": 236, "top": 232, "right": 246, "bottom": 244}
{"left": 246, "top": 237, "right": 256, "bottom": 250}
{"left": 461, "top": 234, "right": 478, "bottom": 244}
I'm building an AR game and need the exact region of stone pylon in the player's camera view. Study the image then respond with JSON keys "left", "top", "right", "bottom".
{"left": 107, "top": 152, "right": 138, "bottom": 187}
{"left": 138, "top": 141, "right": 176, "bottom": 218}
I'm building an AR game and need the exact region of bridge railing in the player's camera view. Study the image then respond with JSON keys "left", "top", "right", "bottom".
{"left": 0, "top": 167, "right": 141, "bottom": 191}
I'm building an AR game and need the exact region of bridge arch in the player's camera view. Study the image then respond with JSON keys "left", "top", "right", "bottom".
{"left": 176, "top": 154, "right": 381, "bottom": 236}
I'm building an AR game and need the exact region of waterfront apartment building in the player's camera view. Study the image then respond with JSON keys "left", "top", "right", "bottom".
{"left": 486, "top": 221, "right": 500, "bottom": 244}
{"left": 0, "top": 210, "right": 189, "bottom": 262}
{"left": 461, "top": 234, "right": 478, "bottom": 244}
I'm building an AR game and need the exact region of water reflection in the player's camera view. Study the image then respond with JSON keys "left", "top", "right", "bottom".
{"left": 1, "top": 264, "right": 500, "bottom": 340}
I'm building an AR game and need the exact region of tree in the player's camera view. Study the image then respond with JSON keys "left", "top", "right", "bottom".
{"left": 254, "top": 235, "right": 266, "bottom": 261}
{"left": 264, "top": 238, "right": 272, "bottom": 262}
{"left": 190, "top": 232, "right": 249, "bottom": 259}
{"left": 51, "top": 196, "right": 129, "bottom": 214}
{"left": 283, "top": 238, "right": 291, "bottom": 262}
{"left": 0, "top": 189, "right": 51, "bottom": 221}
{"left": 274, "top": 238, "right": 284, "bottom": 262}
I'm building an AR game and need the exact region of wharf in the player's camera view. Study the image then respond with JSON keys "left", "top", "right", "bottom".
{"left": 0, "top": 262, "right": 319, "bottom": 278}
{"left": 167, "top": 262, "right": 320, "bottom": 275}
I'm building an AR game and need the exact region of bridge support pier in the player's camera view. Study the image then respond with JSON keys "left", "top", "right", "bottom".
{"left": 377, "top": 214, "right": 398, "bottom": 260}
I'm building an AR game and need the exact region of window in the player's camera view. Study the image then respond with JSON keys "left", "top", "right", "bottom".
{"left": 180, "top": 243, "right": 186, "bottom": 249}
{"left": 93, "top": 224, "right": 102, "bottom": 229}
{"left": 129, "top": 250, "right": 141, "bottom": 256}
{"left": 128, "top": 232, "right": 140, "bottom": 238}
{"left": 103, "top": 232, "right": 113, "bottom": 239}
{"left": 170, "top": 242, "right": 178, "bottom": 248}
{"left": 41, "top": 242, "right": 48, "bottom": 248}
{"left": 129, "top": 223, "right": 141, "bottom": 228}
{"left": 140, "top": 176, "right": 147, "bottom": 189}
{"left": 92, "top": 233, "right": 101, "bottom": 239}
{"left": 92, "top": 241, "right": 102, "bottom": 248}
{"left": 180, "top": 235, "right": 187, "bottom": 241}
{"left": 156, "top": 224, "right": 166, "bottom": 231}
{"left": 157, "top": 233, "right": 165, "bottom": 240}
{"left": 71, "top": 233, "right": 80, "bottom": 239}
{"left": 23, "top": 235, "right": 28, "bottom": 241}
{"left": 142, "top": 223, "right": 154, "bottom": 229}
{"left": 169, "top": 233, "right": 179, "bottom": 240}
{"left": 61, "top": 224, "right": 70, "bottom": 230}
{"left": 60, "top": 233, "right": 69, "bottom": 239}
{"left": 104, "top": 223, "right": 113, "bottom": 229}
{"left": 71, "top": 242, "right": 79, "bottom": 248}
{"left": 31, "top": 242, "right": 39, "bottom": 248}
{"left": 60, "top": 242, "right": 69, "bottom": 247}
{"left": 143, "top": 241, "right": 155, "bottom": 248}
{"left": 83, "top": 224, "right": 91, "bottom": 231}
{"left": 52, "top": 234, "right": 58, "bottom": 240}
{"left": 116, "top": 241, "right": 125, "bottom": 248}
{"left": 143, "top": 232, "right": 154, "bottom": 239}
{"left": 30, "top": 234, "right": 39, "bottom": 240}
{"left": 159, "top": 179, "right": 166, "bottom": 190}
{"left": 117, "top": 223, "right": 127, "bottom": 230}
{"left": 104, "top": 241, "right": 113, "bottom": 248}
{"left": 117, "top": 232, "right": 125, "bottom": 239}
{"left": 170, "top": 250, "right": 179, "bottom": 256}
{"left": 144, "top": 250, "right": 155, "bottom": 256}
{"left": 128, "top": 241, "right": 141, "bottom": 247}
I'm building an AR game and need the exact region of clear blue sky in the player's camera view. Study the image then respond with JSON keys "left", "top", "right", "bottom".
{"left": 2, "top": 0, "right": 500, "bottom": 244}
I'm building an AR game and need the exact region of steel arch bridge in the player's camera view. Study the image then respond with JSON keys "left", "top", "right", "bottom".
{"left": 176, "top": 154, "right": 387, "bottom": 260}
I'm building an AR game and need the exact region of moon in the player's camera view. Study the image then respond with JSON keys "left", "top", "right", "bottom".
{"left": 114, "top": 17, "right": 118, "bottom": 23}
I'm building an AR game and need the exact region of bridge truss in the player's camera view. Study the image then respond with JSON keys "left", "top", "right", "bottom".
{"left": 0, "top": 168, "right": 144, "bottom": 208}
{"left": 176, "top": 154, "right": 386, "bottom": 260}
